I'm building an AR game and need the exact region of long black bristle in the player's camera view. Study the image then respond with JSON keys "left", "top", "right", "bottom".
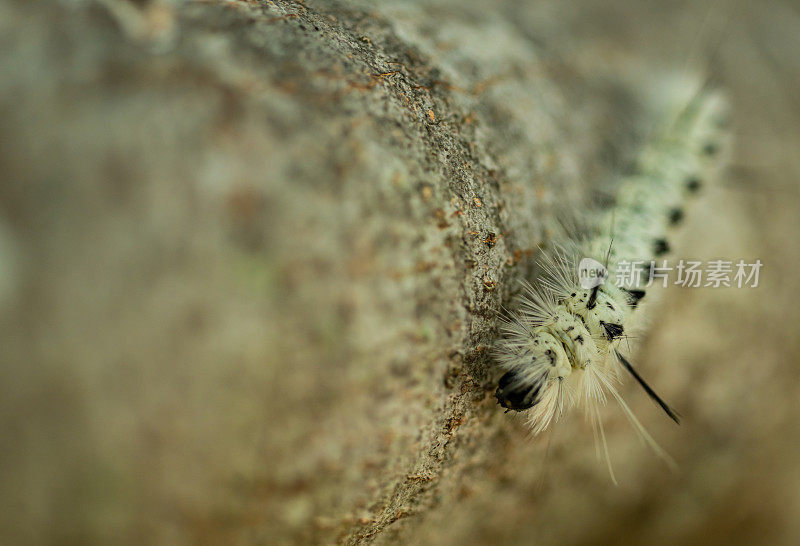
{"left": 615, "top": 350, "right": 680, "bottom": 424}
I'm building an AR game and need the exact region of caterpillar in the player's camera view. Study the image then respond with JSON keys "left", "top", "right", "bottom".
{"left": 493, "top": 78, "right": 729, "bottom": 472}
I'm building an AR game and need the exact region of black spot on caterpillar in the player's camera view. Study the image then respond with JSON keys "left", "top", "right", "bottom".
{"left": 686, "top": 177, "right": 703, "bottom": 193}
{"left": 668, "top": 208, "right": 685, "bottom": 225}
{"left": 653, "top": 238, "right": 671, "bottom": 256}
{"left": 600, "top": 321, "right": 624, "bottom": 340}
{"left": 623, "top": 288, "right": 646, "bottom": 308}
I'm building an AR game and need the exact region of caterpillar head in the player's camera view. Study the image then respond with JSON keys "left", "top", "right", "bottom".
{"left": 495, "top": 370, "right": 542, "bottom": 411}
{"left": 494, "top": 332, "right": 571, "bottom": 411}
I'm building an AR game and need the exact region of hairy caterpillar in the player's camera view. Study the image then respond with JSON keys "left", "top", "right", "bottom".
{"left": 494, "top": 79, "right": 728, "bottom": 472}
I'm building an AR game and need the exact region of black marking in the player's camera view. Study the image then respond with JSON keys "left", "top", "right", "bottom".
{"left": 575, "top": 335, "right": 585, "bottom": 345}
{"left": 586, "top": 285, "right": 600, "bottom": 310}
{"left": 600, "top": 321, "right": 624, "bottom": 340}
{"left": 615, "top": 351, "right": 680, "bottom": 424}
{"left": 686, "top": 177, "right": 702, "bottom": 193}
{"left": 495, "top": 371, "right": 542, "bottom": 411}
{"left": 623, "top": 288, "right": 646, "bottom": 308}
{"left": 653, "top": 238, "right": 670, "bottom": 256}
{"left": 544, "top": 349, "right": 556, "bottom": 367}
{"left": 703, "top": 142, "right": 718, "bottom": 156}
{"left": 606, "top": 302, "right": 615, "bottom": 311}
{"left": 668, "top": 208, "right": 684, "bottom": 226}
{"left": 566, "top": 326, "right": 575, "bottom": 332}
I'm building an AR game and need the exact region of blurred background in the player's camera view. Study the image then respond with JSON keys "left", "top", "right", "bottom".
{"left": 1, "top": 0, "right": 799, "bottom": 544}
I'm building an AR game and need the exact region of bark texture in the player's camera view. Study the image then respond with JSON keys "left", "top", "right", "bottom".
{"left": 2, "top": 0, "right": 799, "bottom": 544}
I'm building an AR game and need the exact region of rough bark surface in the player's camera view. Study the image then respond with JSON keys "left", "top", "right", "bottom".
{"left": 2, "top": 0, "right": 799, "bottom": 545}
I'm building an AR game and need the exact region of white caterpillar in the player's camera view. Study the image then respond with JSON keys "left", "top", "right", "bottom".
{"left": 494, "top": 78, "right": 728, "bottom": 471}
